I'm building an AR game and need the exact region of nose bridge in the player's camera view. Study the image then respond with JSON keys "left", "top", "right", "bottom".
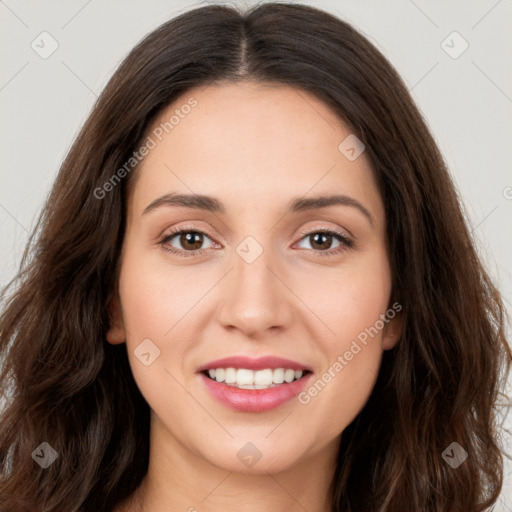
{"left": 218, "top": 235, "right": 291, "bottom": 335}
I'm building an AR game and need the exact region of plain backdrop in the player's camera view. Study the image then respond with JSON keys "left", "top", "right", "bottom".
{"left": 1, "top": 0, "right": 511, "bottom": 508}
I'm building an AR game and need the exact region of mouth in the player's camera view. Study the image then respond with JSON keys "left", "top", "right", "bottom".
{"left": 197, "top": 355, "right": 314, "bottom": 412}
{"left": 197, "top": 356, "right": 314, "bottom": 412}
{"left": 201, "top": 367, "right": 312, "bottom": 390}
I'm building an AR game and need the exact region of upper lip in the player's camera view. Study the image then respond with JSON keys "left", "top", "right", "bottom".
{"left": 197, "top": 356, "right": 312, "bottom": 373}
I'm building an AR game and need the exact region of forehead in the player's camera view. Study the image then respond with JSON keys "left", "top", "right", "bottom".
{"left": 128, "top": 81, "right": 384, "bottom": 228}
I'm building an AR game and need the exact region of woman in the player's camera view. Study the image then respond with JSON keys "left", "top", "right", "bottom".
{"left": 1, "top": 3, "right": 510, "bottom": 511}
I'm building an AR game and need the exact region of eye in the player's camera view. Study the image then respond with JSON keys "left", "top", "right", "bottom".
{"left": 158, "top": 226, "right": 354, "bottom": 258}
{"left": 295, "top": 229, "right": 354, "bottom": 256}
{"left": 158, "top": 227, "right": 216, "bottom": 257}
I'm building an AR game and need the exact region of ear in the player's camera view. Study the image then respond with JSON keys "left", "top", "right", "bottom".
{"left": 381, "top": 305, "right": 403, "bottom": 351}
{"left": 106, "top": 292, "right": 126, "bottom": 345}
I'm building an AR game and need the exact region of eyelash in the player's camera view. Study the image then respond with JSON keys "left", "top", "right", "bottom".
{"left": 158, "top": 225, "right": 354, "bottom": 258}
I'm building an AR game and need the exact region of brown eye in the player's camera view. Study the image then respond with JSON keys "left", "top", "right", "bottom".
{"left": 160, "top": 229, "right": 215, "bottom": 255}
{"left": 177, "top": 231, "right": 205, "bottom": 251}
{"left": 295, "top": 229, "right": 354, "bottom": 257}
{"left": 308, "top": 232, "right": 336, "bottom": 250}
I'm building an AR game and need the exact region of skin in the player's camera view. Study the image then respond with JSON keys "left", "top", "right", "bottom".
{"left": 107, "top": 81, "right": 402, "bottom": 512}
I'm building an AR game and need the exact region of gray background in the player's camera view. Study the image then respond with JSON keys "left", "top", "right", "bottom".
{"left": 1, "top": 0, "right": 511, "bottom": 508}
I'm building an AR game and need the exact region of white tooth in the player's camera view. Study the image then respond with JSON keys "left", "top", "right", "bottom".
{"left": 215, "top": 368, "right": 225, "bottom": 383}
{"left": 254, "top": 383, "right": 271, "bottom": 389}
{"left": 284, "top": 369, "right": 295, "bottom": 383}
{"left": 225, "top": 367, "right": 237, "bottom": 384}
{"left": 236, "top": 368, "right": 254, "bottom": 386}
{"left": 273, "top": 368, "right": 285, "bottom": 384}
{"left": 254, "top": 369, "right": 273, "bottom": 386}
{"left": 212, "top": 367, "right": 303, "bottom": 387}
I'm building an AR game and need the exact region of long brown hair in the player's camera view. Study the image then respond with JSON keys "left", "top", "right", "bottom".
{"left": 1, "top": 3, "right": 510, "bottom": 511}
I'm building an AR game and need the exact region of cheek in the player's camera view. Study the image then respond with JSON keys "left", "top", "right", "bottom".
{"left": 118, "top": 244, "right": 213, "bottom": 339}
{"left": 300, "top": 343, "right": 382, "bottom": 440}
{"left": 297, "top": 245, "right": 392, "bottom": 344}
{"left": 295, "top": 249, "right": 390, "bottom": 428}
{"left": 297, "top": 276, "right": 387, "bottom": 436}
{"left": 116, "top": 247, "right": 197, "bottom": 391}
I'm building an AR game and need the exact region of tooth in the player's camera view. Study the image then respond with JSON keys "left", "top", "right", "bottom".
{"left": 215, "top": 368, "right": 225, "bottom": 382}
{"left": 236, "top": 368, "right": 254, "bottom": 386}
{"left": 225, "top": 367, "right": 237, "bottom": 384}
{"left": 272, "top": 368, "right": 285, "bottom": 384}
{"left": 284, "top": 369, "right": 295, "bottom": 383}
{"left": 211, "top": 367, "right": 305, "bottom": 387}
{"left": 254, "top": 369, "right": 273, "bottom": 386}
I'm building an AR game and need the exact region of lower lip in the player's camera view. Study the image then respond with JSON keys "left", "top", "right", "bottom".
{"left": 199, "top": 372, "right": 312, "bottom": 412}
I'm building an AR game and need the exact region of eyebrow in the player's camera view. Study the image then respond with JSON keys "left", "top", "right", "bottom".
{"left": 142, "top": 193, "right": 374, "bottom": 226}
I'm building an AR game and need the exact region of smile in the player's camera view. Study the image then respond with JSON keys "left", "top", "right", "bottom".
{"left": 199, "top": 369, "right": 312, "bottom": 412}
{"left": 203, "top": 367, "right": 308, "bottom": 389}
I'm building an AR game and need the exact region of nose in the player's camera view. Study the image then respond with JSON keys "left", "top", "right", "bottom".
{"left": 217, "top": 245, "right": 294, "bottom": 338}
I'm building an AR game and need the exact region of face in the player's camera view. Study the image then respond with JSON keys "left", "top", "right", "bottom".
{"left": 107, "top": 81, "right": 401, "bottom": 475}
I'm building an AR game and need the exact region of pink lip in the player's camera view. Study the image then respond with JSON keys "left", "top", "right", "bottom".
{"left": 199, "top": 372, "right": 313, "bottom": 412}
{"left": 197, "top": 355, "right": 312, "bottom": 372}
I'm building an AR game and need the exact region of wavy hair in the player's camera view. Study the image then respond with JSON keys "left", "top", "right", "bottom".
{"left": 1, "top": 3, "right": 510, "bottom": 511}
